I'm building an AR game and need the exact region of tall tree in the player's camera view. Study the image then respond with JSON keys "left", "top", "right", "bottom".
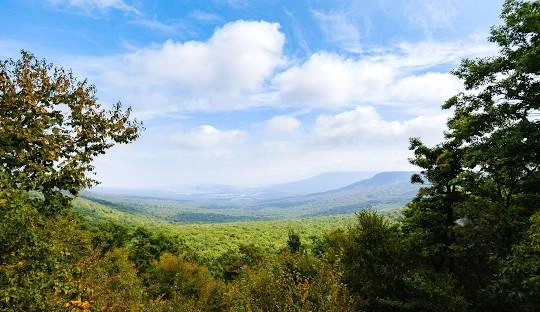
{"left": 403, "top": 0, "right": 540, "bottom": 306}
{"left": 444, "top": 0, "right": 540, "bottom": 253}
{"left": 403, "top": 139, "right": 465, "bottom": 273}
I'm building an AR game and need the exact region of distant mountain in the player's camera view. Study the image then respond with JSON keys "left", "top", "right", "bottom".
{"left": 336, "top": 171, "right": 416, "bottom": 191}
{"left": 81, "top": 171, "right": 419, "bottom": 221}
{"left": 86, "top": 171, "right": 377, "bottom": 204}
{"left": 260, "top": 171, "right": 376, "bottom": 195}
{"left": 255, "top": 171, "right": 419, "bottom": 217}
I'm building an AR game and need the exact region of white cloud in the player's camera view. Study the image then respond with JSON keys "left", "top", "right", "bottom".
{"left": 92, "top": 104, "right": 449, "bottom": 188}
{"left": 127, "top": 20, "right": 284, "bottom": 93}
{"left": 388, "top": 72, "right": 462, "bottom": 106}
{"left": 390, "top": 40, "right": 495, "bottom": 69}
{"left": 49, "top": 0, "right": 141, "bottom": 15}
{"left": 73, "top": 20, "right": 285, "bottom": 115}
{"left": 4, "top": 1, "right": 505, "bottom": 189}
{"left": 265, "top": 116, "right": 301, "bottom": 133}
{"left": 61, "top": 20, "right": 496, "bottom": 119}
{"left": 272, "top": 39, "right": 495, "bottom": 110}
{"left": 50, "top": 20, "right": 498, "bottom": 186}
{"left": 173, "top": 125, "right": 245, "bottom": 149}
{"left": 313, "top": 106, "right": 449, "bottom": 146}
{"left": 273, "top": 52, "right": 394, "bottom": 108}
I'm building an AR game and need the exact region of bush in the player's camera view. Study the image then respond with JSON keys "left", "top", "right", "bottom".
{"left": 76, "top": 248, "right": 145, "bottom": 311}
{"left": 145, "top": 253, "right": 226, "bottom": 311}
{"left": 0, "top": 189, "right": 92, "bottom": 311}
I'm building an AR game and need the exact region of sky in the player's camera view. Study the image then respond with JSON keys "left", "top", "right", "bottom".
{"left": 0, "top": 0, "right": 505, "bottom": 188}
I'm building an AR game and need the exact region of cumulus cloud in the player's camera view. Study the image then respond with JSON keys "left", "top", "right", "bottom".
{"left": 387, "top": 72, "right": 462, "bottom": 107}
{"left": 265, "top": 116, "right": 301, "bottom": 133}
{"left": 173, "top": 125, "right": 245, "bottom": 149}
{"left": 48, "top": 0, "right": 141, "bottom": 15}
{"left": 63, "top": 19, "right": 497, "bottom": 119}
{"left": 53, "top": 20, "right": 497, "bottom": 187}
{"left": 272, "top": 40, "right": 494, "bottom": 110}
{"left": 273, "top": 52, "right": 394, "bottom": 108}
{"left": 313, "top": 106, "right": 449, "bottom": 146}
{"left": 44, "top": 20, "right": 499, "bottom": 188}
{"left": 126, "top": 20, "right": 284, "bottom": 93}
{"left": 73, "top": 20, "right": 285, "bottom": 115}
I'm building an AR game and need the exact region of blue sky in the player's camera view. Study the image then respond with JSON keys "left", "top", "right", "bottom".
{"left": 1, "top": 0, "right": 505, "bottom": 188}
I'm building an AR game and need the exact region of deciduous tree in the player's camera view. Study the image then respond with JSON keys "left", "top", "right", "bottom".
{"left": 0, "top": 51, "right": 142, "bottom": 214}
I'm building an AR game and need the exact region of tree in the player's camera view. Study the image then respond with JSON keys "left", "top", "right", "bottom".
{"left": 0, "top": 51, "right": 142, "bottom": 214}
{"left": 341, "top": 211, "right": 408, "bottom": 310}
{"left": 0, "top": 51, "right": 142, "bottom": 309}
{"left": 403, "top": 0, "right": 540, "bottom": 307}
{"left": 485, "top": 211, "right": 540, "bottom": 311}
{"left": 404, "top": 139, "right": 465, "bottom": 273}
{"left": 128, "top": 227, "right": 177, "bottom": 272}
{"left": 287, "top": 229, "right": 301, "bottom": 254}
{"left": 445, "top": 0, "right": 540, "bottom": 253}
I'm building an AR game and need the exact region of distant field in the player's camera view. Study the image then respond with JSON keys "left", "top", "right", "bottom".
{"left": 73, "top": 197, "right": 361, "bottom": 261}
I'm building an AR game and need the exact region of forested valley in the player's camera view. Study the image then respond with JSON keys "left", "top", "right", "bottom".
{"left": 1, "top": 1, "right": 539, "bottom": 311}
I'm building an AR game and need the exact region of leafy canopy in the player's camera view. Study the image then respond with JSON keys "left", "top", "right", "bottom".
{"left": 404, "top": 0, "right": 539, "bottom": 309}
{"left": 0, "top": 51, "right": 142, "bottom": 212}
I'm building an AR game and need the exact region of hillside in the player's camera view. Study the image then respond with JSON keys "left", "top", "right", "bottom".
{"left": 253, "top": 171, "right": 418, "bottom": 217}
{"left": 259, "top": 171, "right": 376, "bottom": 195}
{"left": 72, "top": 197, "right": 356, "bottom": 261}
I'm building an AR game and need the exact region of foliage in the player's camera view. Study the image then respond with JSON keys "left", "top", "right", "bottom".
{"left": 90, "top": 222, "right": 130, "bottom": 253}
{"left": 482, "top": 212, "right": 540, "bottom": 311}
{"left": 403, "top": 0, "right": 540, "bottom": 308}
{"left": 341, "top": 211, "right": 408, "bottom": 310}
{"left": 0, "top": 51, "right": 141, "bottom": 214}
{"left": 128, "top": 227, "right": 178, "bottom": 272}
{"left": 216, "top": 244, "right": 265, "bottom": 281}
{"left": 0, "top": 189, "right": 92, "bottom": 311}
{"left": 73, "top": 196, "right": 355, "bottom": 263}
{"left": 224, "top": 253, "right": 355, "bottom": 311}
{"left": 144, "top": 253, "right": 223, "bottom": 306}
{"left": 287, "top": 230, "right": 302, "bottom": 254}
{"left": 445, "top": 0, "right": 540, "bottom": 257}
{"left": 76, "top": 248, "right": 145, "bottom": 312}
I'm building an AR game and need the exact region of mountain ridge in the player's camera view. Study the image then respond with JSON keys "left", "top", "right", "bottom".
{"left": 81, "top": 171, "right": 419, "bottom": 221}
